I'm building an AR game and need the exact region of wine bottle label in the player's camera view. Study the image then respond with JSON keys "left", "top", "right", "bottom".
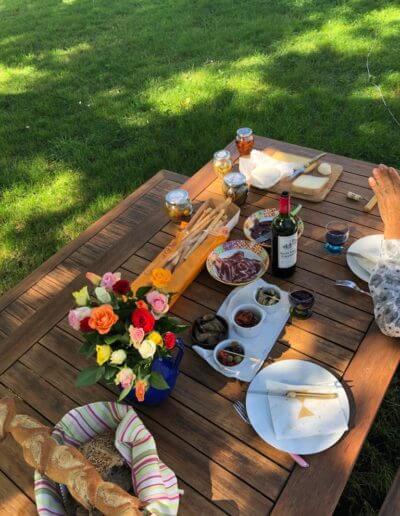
{"left": 278, "top": 234, "right": 298, "bottom": 268}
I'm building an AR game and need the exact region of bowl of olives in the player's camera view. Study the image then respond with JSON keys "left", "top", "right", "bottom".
{"left": 253, "top": 286, "right": 283, "bottom": 313}
{"left": 213, "top": 340, "right": 245, "bottom": 370}
{"left": 191, "top": 313, "right": 228, "bottom": 349}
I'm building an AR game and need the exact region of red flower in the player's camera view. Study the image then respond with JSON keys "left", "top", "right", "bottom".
{"left": 136, "top": 300, "right": 149, "bottom": 310}
{"left": 164, "top": 332, "right": 176, "bottom": 350}
{"left": 131, "top": 308, "right": 155, "bottom": 333}
{"left": 80, "top": 317, "right": 92, "bottom": 333}
{"left": 113, "top": 279, "right": 130, "bottom": 295}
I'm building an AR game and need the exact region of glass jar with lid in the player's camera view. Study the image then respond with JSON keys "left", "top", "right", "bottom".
{"left": 213, "top": 150, "right": 232, "bottom": 179}
{"left": 222, "top": 172, "right": 249, "bottom": 206}
{"left": 164, "top": 189, "right": 193, "bottom": 224}
{"left": 235, "top": 127, "right": 254, "bottom": 156}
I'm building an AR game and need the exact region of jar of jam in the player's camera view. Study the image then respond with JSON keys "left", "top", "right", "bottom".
{"left": 164, "top": 189, "right": 193, "bottom": 224}
{"left": 223, "top": 172, "right": 249, "bottom": 206}
{"left": 235, "top": 127, "right": 254, "bottom": 156}
{"left": 213, "top": 150, "right": 232, "bottom": 179}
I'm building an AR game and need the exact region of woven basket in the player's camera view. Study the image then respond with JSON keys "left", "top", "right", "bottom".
{"left": 34, "top": 401, "right": 180, "bottom": 515}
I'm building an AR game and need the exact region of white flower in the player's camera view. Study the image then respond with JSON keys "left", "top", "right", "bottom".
{"left": 95, "top": 287, "right": 112, "bottom": 304}
{"left": 138, "top": 339, "right": 156, "bottom": 359}
{"left": 110, "top": 349, "right": 127, "bottom": 365}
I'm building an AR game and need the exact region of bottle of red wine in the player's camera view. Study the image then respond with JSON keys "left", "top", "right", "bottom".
{"left": 271, "top": 191, "right": 298, "bottom": 277}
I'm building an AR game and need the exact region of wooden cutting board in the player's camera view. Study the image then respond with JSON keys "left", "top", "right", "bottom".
{"left": 256, "top": 148, "right": 343, "bottom": 202}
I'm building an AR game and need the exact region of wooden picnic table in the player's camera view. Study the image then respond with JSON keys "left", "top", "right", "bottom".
{"left": 0, "top": 135, "right": 399, "bottom": 516}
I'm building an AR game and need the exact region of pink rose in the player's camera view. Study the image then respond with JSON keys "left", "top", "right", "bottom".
{"left": 146, "top": 290, "right": 169, "bottom": 318}
{"left": 115, "top": 367, "right": 136, "bottom": 390}
{"left": 101, "top": 272, "right": 121, "bottom": 290}
{"left": 129, "top": 325, "right": 145, "bottom": 349}
{"left": 68, "top": 307, "right": 91, "bottom": 331}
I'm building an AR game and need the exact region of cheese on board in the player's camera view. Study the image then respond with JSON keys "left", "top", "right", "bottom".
{"left": 292, "top": 175, "right": 329, "bottom": 195}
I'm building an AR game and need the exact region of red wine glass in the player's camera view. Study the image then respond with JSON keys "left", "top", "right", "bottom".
{"left": 325, "top": 221, "right": 349, "bottom": 254}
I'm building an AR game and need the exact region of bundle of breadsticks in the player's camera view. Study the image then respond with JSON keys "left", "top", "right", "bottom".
{"left": 164, "top": 198, "right": 231, "bottom": 272}
{"left": 0, "top": 398, "right": 141, "bottom": 516}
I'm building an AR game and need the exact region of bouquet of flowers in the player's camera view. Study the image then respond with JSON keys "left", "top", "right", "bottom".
{"left": 68, "top": 268, "right": 186, "bottom": 402}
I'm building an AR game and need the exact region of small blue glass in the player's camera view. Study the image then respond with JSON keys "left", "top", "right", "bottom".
{"left": 324, "top": 221, "right": 349, "bottom": 254}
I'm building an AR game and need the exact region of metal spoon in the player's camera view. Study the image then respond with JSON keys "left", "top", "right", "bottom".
{"left": 335, "top": 279, "right": 371, "bottom": 296}
{"left": 233, "top": 400, "right": 309, "bottom": 468}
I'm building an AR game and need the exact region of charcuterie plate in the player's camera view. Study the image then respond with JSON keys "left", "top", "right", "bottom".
{"left": 206, "top": 240, "right": 269, "bottom": 286}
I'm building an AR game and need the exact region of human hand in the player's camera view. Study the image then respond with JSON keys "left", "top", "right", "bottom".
{"left": 368, "top": 164, "right": 400, "bottom": 240}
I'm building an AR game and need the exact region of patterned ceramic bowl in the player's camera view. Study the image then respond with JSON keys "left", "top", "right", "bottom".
{"left": 243, "top": 208, "right": 304, "bottom": 248}
{"left": 206, "top": 240, "right": 269, "bottom": 286}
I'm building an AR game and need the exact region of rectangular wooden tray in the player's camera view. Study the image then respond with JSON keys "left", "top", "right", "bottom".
{"left": 131, "top": 199, "right": 240, "bottom": 305}
{"left": 257, "top": 148, "right": 343, "bottom": 202}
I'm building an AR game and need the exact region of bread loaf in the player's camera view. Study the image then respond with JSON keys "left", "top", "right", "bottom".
{"left": 0, "top": 398, "right": 141, "bottom": 515}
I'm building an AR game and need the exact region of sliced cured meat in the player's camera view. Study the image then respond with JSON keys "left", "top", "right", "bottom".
{"left": 214, "top": 251, "right": 262, "bottom": 283}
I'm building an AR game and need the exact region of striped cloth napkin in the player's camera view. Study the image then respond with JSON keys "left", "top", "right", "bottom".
{"left": 34, "top": 401, "right": 180, "bottom": 515}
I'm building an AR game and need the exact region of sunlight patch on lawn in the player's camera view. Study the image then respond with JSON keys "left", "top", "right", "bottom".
{"left": 0, "top": 65, "right": 47, "bottom": 93}
{"left": 143, "top": 59, "right": 274, "bottom": 116}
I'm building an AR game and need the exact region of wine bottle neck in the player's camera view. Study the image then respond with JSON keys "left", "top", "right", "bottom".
{"left": 279, "top": 195, "right": 291, "bottom": 215}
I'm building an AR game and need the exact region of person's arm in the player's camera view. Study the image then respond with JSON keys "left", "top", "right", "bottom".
{"left": 368, "top": 165, "right": 400, "bottom": 337}
{"left": 369, "top": 240, "right": 400, "bottom": 337}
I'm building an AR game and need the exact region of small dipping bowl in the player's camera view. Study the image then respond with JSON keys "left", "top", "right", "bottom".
{"left": 253, "top": 285, "right": 283, "bottom": 314}
{"left": 191, "top": 314, "right": 228, "bottom": 349}
{"left": 289, "top": 288, "right": 315, "bottom": 319}
{"left": 231, "top": 303, "right": 265, "bottom": 337}
{"left": 213, "top": 339, "right": 246, "bottom": 371}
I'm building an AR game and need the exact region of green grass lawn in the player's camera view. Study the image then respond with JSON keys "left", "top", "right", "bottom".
{"left": 0, "top": 0, "right": 399, "bottom": 512}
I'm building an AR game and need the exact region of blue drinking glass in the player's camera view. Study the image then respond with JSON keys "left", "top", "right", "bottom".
{"left": 324, "top": 221, "right": 349, "bottom": 254}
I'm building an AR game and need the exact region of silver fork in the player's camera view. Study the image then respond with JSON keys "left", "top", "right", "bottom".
{"left": 233, "top": 400, "right": 309, "bottom": 468}
{"left": 335, "top": 279, "right": 371, "bottom": 296}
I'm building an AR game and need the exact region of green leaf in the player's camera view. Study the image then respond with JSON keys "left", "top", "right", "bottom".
{"left": 79, "top": 341, "right": 96, "bottom": 358}
{"left": 118, "top": 382, "right": 133, "bottom": 401}
{"left": 135, "top": 286, "right": 152, "bottom": 298}
{"left": 104, "top": 334, "right": 125, "bottom": 345}
{"left": 75, "top": 366, "right": 105, "bottom": 387}
{"left": 104, "top": 365, "right": 118, "bottom": 381}
{"left": 149, "top": 372, "right": 169, "bottom": 390}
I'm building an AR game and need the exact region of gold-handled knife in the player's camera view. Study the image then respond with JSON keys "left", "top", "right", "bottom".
{"left": 292, "top": 152, "right": 327, "bottom": 179}
{"left": 248, "top": 390, "right": 338, "bottom": 400}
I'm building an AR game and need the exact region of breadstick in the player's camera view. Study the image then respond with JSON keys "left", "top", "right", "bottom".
{"left": 181, "top": 210, "right": 226, "bottom": 260}
{"left": 184, "top": 201, "right": 211, "bottom": 232}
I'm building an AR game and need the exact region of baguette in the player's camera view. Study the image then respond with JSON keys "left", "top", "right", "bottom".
{"left": 0, "top": 398, "right": 141, "bottom": 515}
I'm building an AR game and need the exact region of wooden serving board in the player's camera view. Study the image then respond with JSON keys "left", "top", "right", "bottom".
{"left": 260, "top": 148, "right": 343, "bottom": 202}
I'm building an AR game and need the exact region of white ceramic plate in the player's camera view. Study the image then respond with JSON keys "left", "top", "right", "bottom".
{"left": 346, "top": 234, "right": 383, "bottom": 282}
{"left": 246, "top": 360, "right": 350, "bottom": 454}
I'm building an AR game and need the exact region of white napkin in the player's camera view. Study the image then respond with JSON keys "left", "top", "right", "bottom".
{"left": 239, "top": 150, "right": 299, "bottom": 189}
{"left": 266, "top": 379, "right": 349, "bottom": 440}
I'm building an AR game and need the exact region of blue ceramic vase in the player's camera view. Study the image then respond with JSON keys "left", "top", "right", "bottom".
{"left": 124, "top": 339, "right": 185, "bottom": 406}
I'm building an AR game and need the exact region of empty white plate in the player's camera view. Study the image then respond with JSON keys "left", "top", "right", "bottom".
{"left": 346, "top": 234, "right": 383, "bottom": 282}
{"left": 246, "top": 360, "right": 350, "bottom": 455}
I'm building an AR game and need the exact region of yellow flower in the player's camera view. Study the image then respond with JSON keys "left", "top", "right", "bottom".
{"left": 151, "top": 268, "right": 172, "bottom": 289}
{"left": 148, "top": 331, "right": 163, "bottom": 346}
{"left": 96, "top": 344, "right": 112, "bottom": 366}
{"left": 73, "top": 286, "right": 90, "bottom": 307}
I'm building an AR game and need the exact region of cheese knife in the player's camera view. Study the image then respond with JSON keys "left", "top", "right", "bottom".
{"left": 291, "top": 152, "right": 327, "bottom": 180}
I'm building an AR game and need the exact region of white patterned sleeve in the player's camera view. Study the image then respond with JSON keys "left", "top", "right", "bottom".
{"left": 369, "top": 240, "right": 400, "bottom": 337}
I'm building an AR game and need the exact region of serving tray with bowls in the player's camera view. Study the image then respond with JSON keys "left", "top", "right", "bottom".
{"left": 192, "top": 278, "right": 290, "bottom": 382}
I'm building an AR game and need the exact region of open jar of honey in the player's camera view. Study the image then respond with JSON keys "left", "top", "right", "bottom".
{"left": 213, "top": 150, "right": 232, "bottom": 179}
{"left": 164, "top": 189, "right": 193, "bottom": 224}
{"left": 235, "top": 127, "right": 254, "bottom": 156}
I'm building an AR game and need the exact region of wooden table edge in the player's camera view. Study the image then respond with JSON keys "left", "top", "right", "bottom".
{"left": 0, "top": 170, "right": 173, "bottom": 314}
{"left": 271, "top": 322, "right": 400, "bottom": 515}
